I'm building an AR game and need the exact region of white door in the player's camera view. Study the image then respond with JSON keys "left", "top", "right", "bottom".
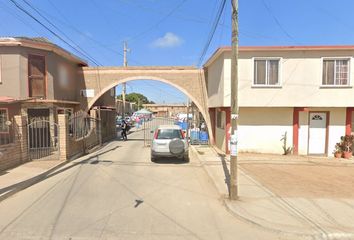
{"left": 308, "top": 112, "right": 327, "bottom": 154}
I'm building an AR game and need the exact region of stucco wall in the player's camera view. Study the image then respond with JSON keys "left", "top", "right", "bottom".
{"left": 19, "top": 47, "right": 79, "bottom": 101}
{"left": 215, "top": 126, "right": 226, "bottom": 152}
{"left": 207, "top": 53, "right": 225, "bottom": 108}
{"left": 237, "top": 107, "right": 293, "bottom": 154}
{"left": 0, "top": 46, "right": 80, "bottom": 101}
{"left": 0, "top": 48, "right": 21, "bottom": 99}
{"left": 207, "top": 49, "right": 354, "bottom": 108}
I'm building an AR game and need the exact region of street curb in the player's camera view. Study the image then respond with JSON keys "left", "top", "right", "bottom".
{"left": 0, "top": 141, "right": 114, "bottom": 203}
{"left": 189, "top": 145, "right": 354, "bottom": 240}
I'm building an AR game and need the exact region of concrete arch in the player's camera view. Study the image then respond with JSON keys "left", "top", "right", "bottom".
{"left": 87, "top": 76, "right": 204, "bottom": 119}
{"left": 80, "top": 66, "right": 213, "bottom": 143}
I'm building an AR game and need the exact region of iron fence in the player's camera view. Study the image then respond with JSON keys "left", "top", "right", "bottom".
{"left": 69, "top": 111, "right": 101, "bottom": 151}
{"left": 28, "top": 120, "right": 60, "bottom": 160}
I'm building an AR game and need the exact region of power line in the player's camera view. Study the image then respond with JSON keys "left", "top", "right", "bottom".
{"left": 8, "top": 0, "right": 102, "bottom": 66}
{"left": 19, "top": 0, "right": 102, "bottom": 66}
{"left": 0, "top": 1, "right": 44, "bottom": 36}
{"left": 127, "top": 0, "right": 188, "bottom": 43}
{"left": 41, "top": 0, "right": 143, "bottom": 65}
{"left": 197, "top": 0, "right": 227, "bottom": 66}
{"left": 261, "top": 0, "right": 301, "bottom": 45}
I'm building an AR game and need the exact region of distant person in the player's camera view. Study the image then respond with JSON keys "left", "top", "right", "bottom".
{"left": 135, "top": 116, "right": 140, "bottom": 129}
{"left": 121, "top": 120, "right": 128, "bottom": 141}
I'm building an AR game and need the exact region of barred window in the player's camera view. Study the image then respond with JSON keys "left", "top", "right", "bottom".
{"left": 322, "top": 59, "right": 349, "bottom": 86}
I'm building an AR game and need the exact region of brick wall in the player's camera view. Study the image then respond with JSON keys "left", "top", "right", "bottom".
{"left": 0, "top": 115, "right": 28, "bottom": 172}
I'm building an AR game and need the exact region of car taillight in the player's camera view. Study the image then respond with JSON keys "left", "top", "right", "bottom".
{"left": 154, "top": 130, "right": 159, "bottom": 139}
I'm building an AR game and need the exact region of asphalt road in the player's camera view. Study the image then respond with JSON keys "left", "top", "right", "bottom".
{"left": 0, "top": 129, "right": 285, "bottom": 240}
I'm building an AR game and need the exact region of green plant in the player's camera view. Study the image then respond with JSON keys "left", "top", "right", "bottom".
{"left": 340, "top": 135, "right": 354, "bottom": 152}
{"left": 280, "top": 131, "right": 293, "bottom": 155}
{"left": 333, "top": 142, "right": 343, "bottom": 154}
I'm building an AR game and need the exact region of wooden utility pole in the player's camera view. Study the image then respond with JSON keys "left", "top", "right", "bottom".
{"left": 230, "top": 0, "right": 239, "bottom": 200}
{"left": 122, "top": 41, "right": 129, "bottom": 117}
{"left": 186, "top": 100, "right": 190, "bottom": 140}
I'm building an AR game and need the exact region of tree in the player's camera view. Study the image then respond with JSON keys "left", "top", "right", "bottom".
{"left": 117, "top": 92, "right": 155, "bottom": 109}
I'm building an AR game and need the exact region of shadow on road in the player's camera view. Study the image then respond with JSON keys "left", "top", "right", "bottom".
{"left": 152, "top": 157, "right": 188, "bottom": 165}
{"left": 217, "top": 153, "right": 231, "bottom": 195}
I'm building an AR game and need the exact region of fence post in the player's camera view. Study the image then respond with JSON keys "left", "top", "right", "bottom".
{"left": 14, "top": 115, "right": 28, "bottom": 163}
{"left": 58, "top": 114, "right": 68, "bottom": 161}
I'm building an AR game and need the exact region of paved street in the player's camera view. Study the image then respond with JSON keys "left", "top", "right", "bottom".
{"left": 0, "top": 129, "right": 283, "bottom": 240}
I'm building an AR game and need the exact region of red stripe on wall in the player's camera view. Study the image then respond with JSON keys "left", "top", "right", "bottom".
{"left": 293, "top": 107, "right": 309, "bottom": 155}
{"left": 346, "top": 108, "right": 354, "bottom": 135}
{"left": 225, "top": 108, "right": 231, "bottom": 154}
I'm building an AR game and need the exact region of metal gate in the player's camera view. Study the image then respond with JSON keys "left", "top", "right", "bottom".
{"left": 69, "top": 111, "right": 101, "bottom": 152}
{"left": 143, "top": 117, "right": 176, "bottom": 146}
{"left": 28, "top": 120, "right": 60, "bottom": 160}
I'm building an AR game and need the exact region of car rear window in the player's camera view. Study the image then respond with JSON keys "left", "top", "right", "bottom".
{"left": 157, "top": 129, "right": 183, "bottom": 139}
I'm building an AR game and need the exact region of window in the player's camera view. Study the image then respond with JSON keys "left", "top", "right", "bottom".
{"left": 216, "top": 110, "right": 225, "bottom": 129}
{"left": 0, "top": 109, "right": 9, "bottom": 133}
{"left": 322, "top": 59, "right": 350, "bottom": 86}
{"left": 254, "top": 59, "right": 280, "bottom": 86}
{"left": 28, "top": 55, "right": 46, "bottom": 98}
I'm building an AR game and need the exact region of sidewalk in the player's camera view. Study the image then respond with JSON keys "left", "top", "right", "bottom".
{"left": 0, "top": 139, "right": 118, "bottom": 202}
{"left": 0, "top": 160, "right": 67, "bottom": 201}
{"left": 190, "top": 145, "right": 354, "bottom": 240}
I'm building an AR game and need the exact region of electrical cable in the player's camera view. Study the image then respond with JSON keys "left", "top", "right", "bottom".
{"left": 261, "top": 0, "right": 301, "bottom": 45}
{"left": 127, "top": 0, "right": 188, "bottom": 43}
{"left": 197, "top": 0, "right": 227, "bottom": 66}
{"left": 8, "top": 0, "right": 101, "bottom": 66}
{"left": 20, "top": 0, "right": 101, "bottom": 66}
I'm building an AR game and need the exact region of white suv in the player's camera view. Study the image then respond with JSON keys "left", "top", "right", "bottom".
{"left": 151, "top": 125, "right": 189, "bottom": 162}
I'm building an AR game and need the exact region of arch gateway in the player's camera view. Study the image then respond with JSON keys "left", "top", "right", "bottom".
{"left": 79, "top": 66, "right": 213, "bottom": 143}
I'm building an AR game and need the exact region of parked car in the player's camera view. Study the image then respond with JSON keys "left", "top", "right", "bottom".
{"left": 151, "top": 125, "right": 189, "bottom": 162}
{"left": 116, "top": 119, "right": 122, "bottom": 128}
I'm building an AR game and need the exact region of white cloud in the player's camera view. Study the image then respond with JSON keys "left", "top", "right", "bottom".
{"left": 151, "top": 32, "right": 184, "bottom": 48}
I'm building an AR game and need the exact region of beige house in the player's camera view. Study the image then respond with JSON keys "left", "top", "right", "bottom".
{"left": 143, "top": 103, "right": 186, "bottom": 117}
{"left": 116, "top": 99, "right": 137, "bottom": 116}
{"left": 0, "top": 37, "right": 116, "bottom": 170}
{"left": 204, "top": 46, "right": 354, "bottom": 156}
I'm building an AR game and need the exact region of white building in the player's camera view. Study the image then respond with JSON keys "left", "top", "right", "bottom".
{"left": 204, "top": 46, "right": 354, "bottom": 156}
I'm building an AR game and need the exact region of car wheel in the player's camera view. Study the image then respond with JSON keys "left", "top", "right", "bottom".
{"left": 184, "top": 152, "right": 189, "bottom": 162}
{"left": 151, "top": 154, "right": 156, "bottom": 162}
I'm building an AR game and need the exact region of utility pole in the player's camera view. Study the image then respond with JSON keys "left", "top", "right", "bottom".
{"left": 122, "top": 41, "right": 130, "bottom": 118}
{"left": 230, "top": 0, "right": 239, "bottom": 200}
{"left": 186, "top": 99, "right": 190, "bottom": 140}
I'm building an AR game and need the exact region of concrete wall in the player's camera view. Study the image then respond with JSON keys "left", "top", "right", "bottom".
{"left": 237, "top": 107, "right": 293, "bottom": 154}
{"left": 0, "top": 46, "right": 80, "bottom": 101}
{"left": 0, "top": 48, "right": 21, "bottom": 99}
{"left": 93, "top": 88, "right": 116, "bottom": 108}
{"left": 207, "top": 53, "right": 225, "bottom": 108}
{"left": 207, "top": 49, "right": 354, "bottom": 108}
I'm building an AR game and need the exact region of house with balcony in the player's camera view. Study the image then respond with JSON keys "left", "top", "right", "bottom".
{"left": 0, "top": 37, "right": 116, "bottom": 170}
{"left": 204, "top": 46, "right": 354, "bottom": 156}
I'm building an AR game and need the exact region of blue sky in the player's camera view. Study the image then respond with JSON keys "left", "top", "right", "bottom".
{"left": 1, "top": 0, "right": 354, "bottom": 103}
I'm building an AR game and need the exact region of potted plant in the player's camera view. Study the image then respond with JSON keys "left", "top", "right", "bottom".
{"left": 333, "top": 143, "right": 343, "bottom": 158}
{"left": 340, "top": 135, "right": 354, "bottom": 159}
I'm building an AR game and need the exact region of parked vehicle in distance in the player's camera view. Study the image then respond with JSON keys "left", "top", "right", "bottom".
{"left": 125, "top": 116, "right": 131, "bottom": 123}
{"left": 116, "top": 119, "right": 122, "bottom": 128}
{"left": 151, "top": 125, "right": 189, "bottom": 162}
